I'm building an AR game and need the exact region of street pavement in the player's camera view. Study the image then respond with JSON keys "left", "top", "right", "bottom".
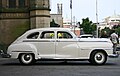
{"left": 0, "top": 57, "right": 120, "bottom": 76}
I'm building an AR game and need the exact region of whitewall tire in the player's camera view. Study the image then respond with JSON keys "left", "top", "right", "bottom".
{"left": 89, "top": 51, "right": 107, "bottom": 65}
{"left": 19, "top": 53, "right": 35, "bottom": 65}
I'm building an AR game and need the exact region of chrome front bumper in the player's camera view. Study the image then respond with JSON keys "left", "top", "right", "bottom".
{"left": 108, "top": 53, "right": 119, "bottom": 58}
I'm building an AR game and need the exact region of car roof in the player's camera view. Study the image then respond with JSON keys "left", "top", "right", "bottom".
{"left": 25, "top": 28, "right": 72, "bottom": 34}
{"left": 28, "top": 28, "right": 70, "bottom": 32}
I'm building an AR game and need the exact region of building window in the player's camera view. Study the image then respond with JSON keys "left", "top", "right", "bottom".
{"left": 111, "top": 20, "right": 115, "bottom": 22}
{"left": 9, "top": 0, "right": 16, "bottom": 8}
{"left": 116, "top": 20, "right": 120, "bottom": 22}
{"left": 19, "top": 0, "right": 25, "bottom": 8}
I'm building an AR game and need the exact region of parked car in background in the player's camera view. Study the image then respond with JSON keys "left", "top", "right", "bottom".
{"left": 79, "top": 34, "right": 94, "bottom": 38}
{"left": 4, "top": 28, "right": 119, "bottom": 65}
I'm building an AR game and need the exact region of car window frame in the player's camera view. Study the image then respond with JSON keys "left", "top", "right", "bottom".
{"left": 57, "top": 31, "right": 73, "bottom": 39}
{"left": 40, "top": 31, "right": 55, "bottom": 39}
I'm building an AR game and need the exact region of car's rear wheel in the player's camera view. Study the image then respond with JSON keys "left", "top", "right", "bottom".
{"left": 19, "top": 53, "right": 35, "bottom": 65}
{"left": 89, "top": 51, "right": 107, "bottom": 65}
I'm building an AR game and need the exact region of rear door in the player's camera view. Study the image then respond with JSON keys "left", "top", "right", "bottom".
{"left": 24, "top": 31, "right": 56, "bottom": 58}
{"left": 38, "top": 31, "right": 56, "bottom": 58}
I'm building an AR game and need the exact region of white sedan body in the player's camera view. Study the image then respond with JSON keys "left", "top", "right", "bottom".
{"left": 7, "top": 28, "right": 117, "bottom": 65}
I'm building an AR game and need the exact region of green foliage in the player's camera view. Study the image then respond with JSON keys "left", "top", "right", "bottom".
{"left": 116, "top": 27, "right": 120, "bottom": 36}
{"left": 80, "top": 17, "right": 96, "bottom": 34}
{"left": 100, "top": 26, "right": 120, "bottom": 38}
{"left": 50, "top": 19, "right": 60, "bottom": 27}
{"left": 100, "top": 27, "right": 110, "bottom": 38}
{"left": 111, "top": 25, "right": 120, "bottom": 35}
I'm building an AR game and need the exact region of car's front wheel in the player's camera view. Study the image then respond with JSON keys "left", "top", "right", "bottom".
{"left": 89, "top": 51, "right": 107, "bottom": 65}
{"left": 19, "top": 53, "right": 35, "bottom": 65}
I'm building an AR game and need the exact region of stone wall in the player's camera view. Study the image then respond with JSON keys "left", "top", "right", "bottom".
{"left": 30, "top": 10, "right": 50, "bottom": 28}
{"left": 0, "top": 19, "right": 30, "bottom": 51}
{"left": 0, "top": 0, "right": 51, "bottom": 51}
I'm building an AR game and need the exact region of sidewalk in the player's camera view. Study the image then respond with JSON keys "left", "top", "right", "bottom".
{"left": 0, "top": 57, "right": 10, "bottom": 60}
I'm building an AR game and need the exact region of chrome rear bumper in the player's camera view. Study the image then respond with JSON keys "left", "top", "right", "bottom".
{"left": 0, "top": 50, "right": 11, "bottom": 58}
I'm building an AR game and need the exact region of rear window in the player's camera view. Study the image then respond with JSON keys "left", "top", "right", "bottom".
{"left": 27, "top": 32, "right": 39, "bottom": 39}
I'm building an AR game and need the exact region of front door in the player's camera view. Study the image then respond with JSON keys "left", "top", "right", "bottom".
{"left": 56, "top": 31, "right": 79, "bottom": 59}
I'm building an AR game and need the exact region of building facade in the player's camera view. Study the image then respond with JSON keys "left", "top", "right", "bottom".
{"left": 51, "top": 14, "right": 63, "bottom": 27}
{"left": 63, "top": 18, "right": 80, "bottom": 37}
{"left": 103, "top": 14, "right": 120, "bottom": 29}
{"left": 0, "top": 0, "right": 51, "bottom": 47}
{"left": 50, "top": 3, "right": 63, "bottom": 27}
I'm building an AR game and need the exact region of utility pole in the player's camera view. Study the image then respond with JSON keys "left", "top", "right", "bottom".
{"left": 70, "top": 0, "right": 72, "bottom": 28}
{"left": 73, "top": 16, "right": 75, "bottom": 33}
{"left": 96, "top": 0, "right": 99, "bottom": 38}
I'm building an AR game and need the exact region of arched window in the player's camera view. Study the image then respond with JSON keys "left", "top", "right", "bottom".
{"left": 19, "top": 0, "right": 25, "bottom": 8}
{"left": 9, "top": 0, "right": 16, "bottom": 8}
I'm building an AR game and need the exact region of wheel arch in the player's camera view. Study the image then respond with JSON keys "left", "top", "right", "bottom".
{"left": 18, "top": 53, "right": 35, "bottom": 59}
{"left": 18, "top": 53, "right": 36, "bottom": 65}
{"left": 89, "top": 49, "right": 108, "bottom": 65}
{"left": 89, "top": 49, "right": 108, "bottom": 59}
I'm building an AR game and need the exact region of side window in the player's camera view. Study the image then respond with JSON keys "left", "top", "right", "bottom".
{"left": 27, "top": 32, "right": 39, "bottom": 39}
{"left": 40, "top": 31, "right": 55, "bottom": 39}
{"left": 19, "top": 0, "right": 25, "bottom": 8}
{"left": 57, "top": 31, "right": 73, "bottom": 39}
{"left": 9, "top": 0, "right": 16, "bottom": 8}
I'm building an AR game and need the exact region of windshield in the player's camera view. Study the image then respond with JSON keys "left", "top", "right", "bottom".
{"left": 70, "top": 30, "right": 78, "bottom": 38}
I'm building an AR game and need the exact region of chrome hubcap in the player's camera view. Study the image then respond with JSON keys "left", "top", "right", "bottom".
{"left": 96, "top": 54, "right": 102, "bottom": 61}
{"left": 24, "top": 54, "right": 31, "bottom": 61}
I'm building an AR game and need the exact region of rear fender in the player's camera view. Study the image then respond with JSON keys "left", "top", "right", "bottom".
{"left": 7, "top": 43, "right": 38, "bottom": 59}
{"left": 89, "top": 49, "right": 108, "bottom": 59}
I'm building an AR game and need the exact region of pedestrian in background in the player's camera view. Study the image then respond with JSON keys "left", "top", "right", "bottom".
{"left": 110, "top": 30, "right": 119, "bottom": 54}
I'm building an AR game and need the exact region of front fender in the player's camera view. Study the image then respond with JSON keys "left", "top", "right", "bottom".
{"left": 7, "top": 43, "right": 38, "bottom": 59}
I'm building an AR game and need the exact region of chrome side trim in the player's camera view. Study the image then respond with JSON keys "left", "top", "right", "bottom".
{"left": 12, "top": 51, "right": 32, "bottom": 52}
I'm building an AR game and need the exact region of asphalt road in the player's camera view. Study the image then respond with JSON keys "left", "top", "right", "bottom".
{"left": 0, "top": 57, "right": 120, "bottom": 76}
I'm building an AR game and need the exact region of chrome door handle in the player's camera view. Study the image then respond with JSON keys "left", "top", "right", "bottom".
{"left": 56, "top": 40, "right": 60, "bottom": 42}
{"left": 50, "top": 40, "right": 55, "bottom": 42}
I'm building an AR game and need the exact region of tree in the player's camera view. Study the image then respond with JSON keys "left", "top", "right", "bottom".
{"left": 116, "top": 27, "right": 120, "bottom": 36}
{"left": 77, "top": 22, "right": 80, "bottom": 28}
{"left": 100, "top": 27, "right": 110, "bottom": 38}
{"left": 80, "top": 17, "right": 96, "bottom": 34}
{"left": 50, "top": 19, "right": 60, "bottom": 27}
{"left": 111, "top": 25, "right": 120, "bottom": 36}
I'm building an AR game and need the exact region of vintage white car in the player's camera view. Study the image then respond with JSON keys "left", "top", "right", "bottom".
{"left": 7, "top": 28, "right": 118, "bottom": 65}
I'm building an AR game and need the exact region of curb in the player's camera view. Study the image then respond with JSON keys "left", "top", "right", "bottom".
{"left": 0, "top": 58, "right": 10, "bottom": 61}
